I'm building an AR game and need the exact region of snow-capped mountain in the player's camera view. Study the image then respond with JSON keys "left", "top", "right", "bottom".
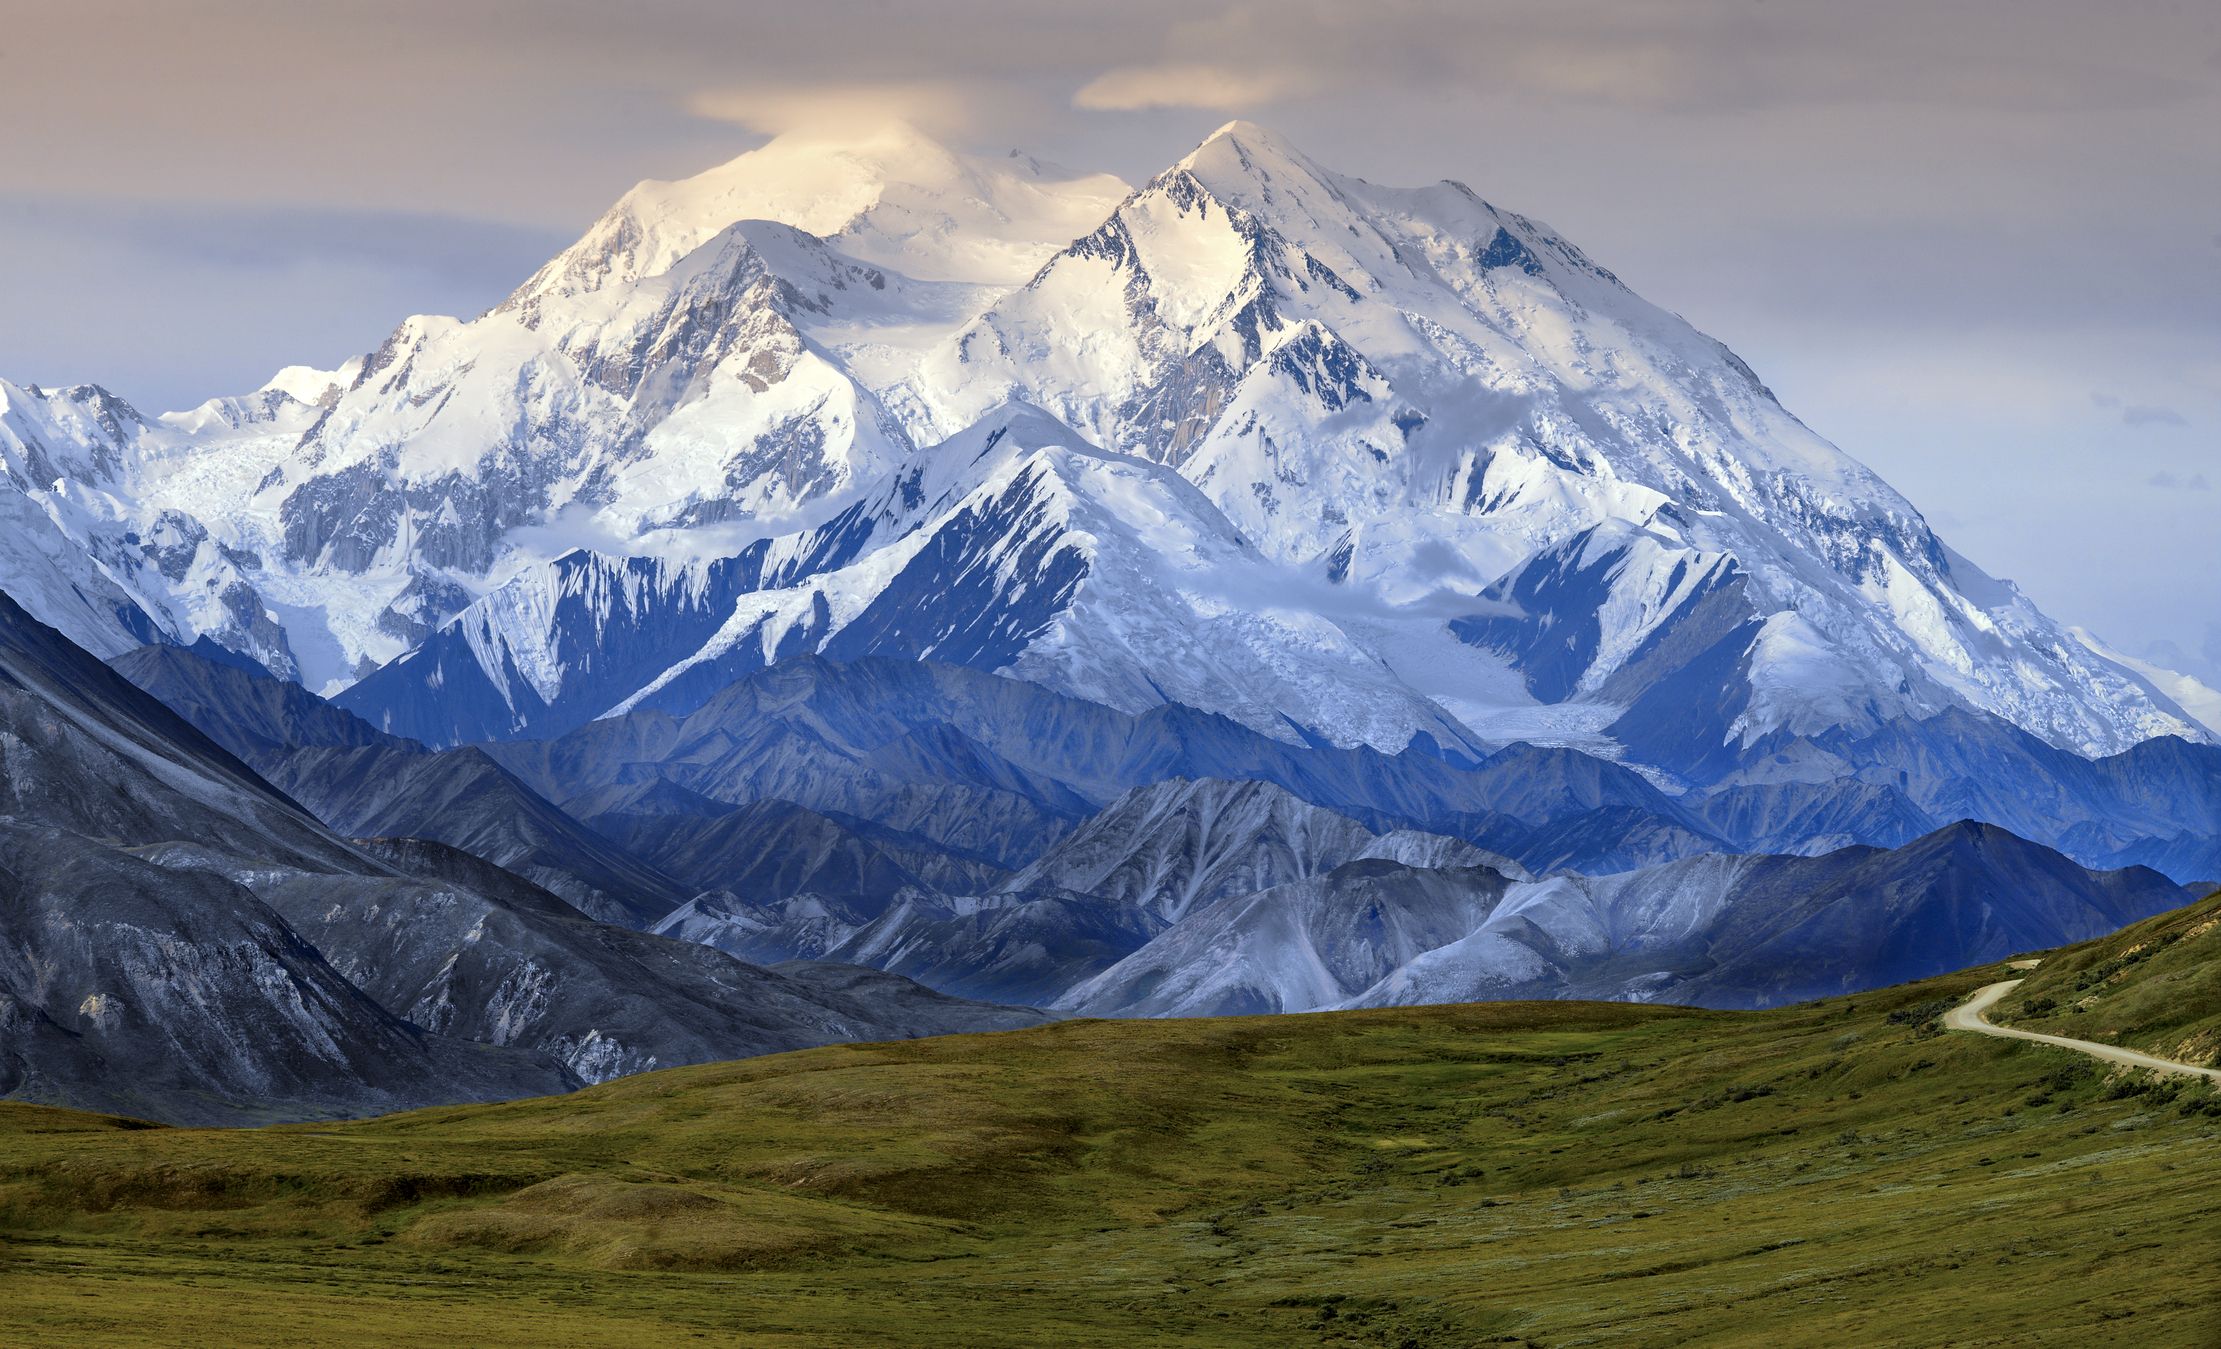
{"left": 899, "top": 122, "right": 2200, "bottom": 758}
{"left": 0, "top": 120, "right": 2204, "bottom": 771}
{"left": 0, "top": 128, "right": 1126, "bottom": 697}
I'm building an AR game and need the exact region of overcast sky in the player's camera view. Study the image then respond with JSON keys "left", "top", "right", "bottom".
{"left": 3, "top": 0, "right": 2215, "bottom": 677}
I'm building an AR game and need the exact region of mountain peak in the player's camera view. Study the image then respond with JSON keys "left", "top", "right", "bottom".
{"left": 526, "top": 125, "right": 1128, "bottom": 299}
{"left": 259, "top": 359, "right": 362, "bottom": 406}
{"left": 1179, "top": 119, "right": 1320, "bottom": 182}
{"left": 1194, "top": 119, "right": 1296, "bottom": 154}
{"left": 1158, "top": 118, "right": 1363, "bottom": 244}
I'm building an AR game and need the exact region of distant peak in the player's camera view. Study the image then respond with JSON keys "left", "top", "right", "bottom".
{"left": 1183, "top": 118, "right": 1306, "bottom": 166}
{"left": 41, "top": 381, "right": 149, "bottom": 424}
{"left": 259, "top": 358, "right": 362, "bottom": 405}
{"left": 960, "top": 398, "right": 1091, "bottom": 448}
{"left": 1168, "top": 119, "right": 1337, "bottom": 209}
{"left": 1202, "top": 118, "right": 1279, "bottom": 145}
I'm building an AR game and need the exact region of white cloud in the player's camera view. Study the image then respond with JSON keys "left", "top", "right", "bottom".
{"left": 1074, "top": 62, "right": 1306, "bottom": 112}
{"left": 686, "top": 81, "right": 982, "bottom": 138}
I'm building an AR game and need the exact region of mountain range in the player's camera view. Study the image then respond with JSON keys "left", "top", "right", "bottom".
{"left": 0, "top": 593, "right": 1040, "bottom": 1123}
{"left": 2, "top": 120, "right": 2214, "bottom": 1121}
{"left": 104, "top": 639, "right": 2196, "bottom": 1019}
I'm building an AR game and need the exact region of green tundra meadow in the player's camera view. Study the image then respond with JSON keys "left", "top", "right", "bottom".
{"left": 4, "top": 892, "right": 2217, "bottom": 1347}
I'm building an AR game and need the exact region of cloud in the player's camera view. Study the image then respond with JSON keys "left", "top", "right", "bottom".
{"left": 2145, "top": 471, "right": 2210, "bottom": 490}
{"left": 1058, "top": 0, "right": 2211, "bottom": 125}
{"left": 0, "top": 196, "right": 566, "bottom": 287}
{"left": 1074, "top": 62, "right": 1307, "bottom": 112}
{"left": 685, "top": 81, "right": 984, "bottom": 139}
{"left": 2095, "top": 392, "right": 2192, "bottom": 429}
{"left": 2122, "top": 403, "right": 2190, "bottom": 428}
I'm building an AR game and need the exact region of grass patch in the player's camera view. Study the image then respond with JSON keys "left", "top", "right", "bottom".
{"left": 2, "top": 975, "right": 2216, "bottom": 1345}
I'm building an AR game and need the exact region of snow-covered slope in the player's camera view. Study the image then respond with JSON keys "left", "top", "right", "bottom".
{"left": 338, "top": 403, "right": 1494, "bottom": 751}
{"left": 0, "top": 371, "right": 365, "bottom": 681}
{"left": 0, "top": 120, "right": 2203, "bottom": 768}
{"left": 2070, "top": 627, "right": 2221, "bottom": 737}
{"left": 900, "top": 121, "right": 2200, "bottom": 758}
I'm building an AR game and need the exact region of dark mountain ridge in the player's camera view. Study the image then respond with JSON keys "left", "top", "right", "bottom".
{"left": 0, "top": 595, "right": 1042, "bottom": 1124}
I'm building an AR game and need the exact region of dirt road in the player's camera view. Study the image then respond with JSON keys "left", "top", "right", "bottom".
{"left": 1945, "top": 968, "right": 2221, "bottom": 1082}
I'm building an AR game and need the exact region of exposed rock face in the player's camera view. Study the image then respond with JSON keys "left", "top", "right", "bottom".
{"left": 0, "top": 822, "right": 576, "bottom": 1125}
{"left": 0, "top": 592, "right": 571, "bottom": 1120}
{"left": 181, "top": 836, "right": 1045, "bottom": 1086}
{"left": 1061, "top": 861, "right": 1519, "bottom": 1019}
{"left": 1062, "top": 823, "right": 2190, "bottom": 1018}
{"left": 593, "top": 798, "right": 1007, "bottom": 912}
{"left": 0, "top": 594, "right": 345, "bottom": 871}
{"left": 1003, "top": 778, "right": 1389, "bottom": 925}
{"left": 113, "top": 643, "right": 690, "bottom": 927}
{"left": 643, "top": 776, "right": 1506, "bottom": 1006}
{"left": 257, "top": 745, "right": 690, "bottom": 928}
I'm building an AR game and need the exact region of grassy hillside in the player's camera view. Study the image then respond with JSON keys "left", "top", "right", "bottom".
{"left": 3, "top": 964, "right": 2217, "bottom": 1347}
{"left": 2004, "top": 887, "right": 2221, "bottom": 1068}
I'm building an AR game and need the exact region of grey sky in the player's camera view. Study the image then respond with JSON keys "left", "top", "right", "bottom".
{"left": 2, "top": 0, "right": 2215, "bottom": 677}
